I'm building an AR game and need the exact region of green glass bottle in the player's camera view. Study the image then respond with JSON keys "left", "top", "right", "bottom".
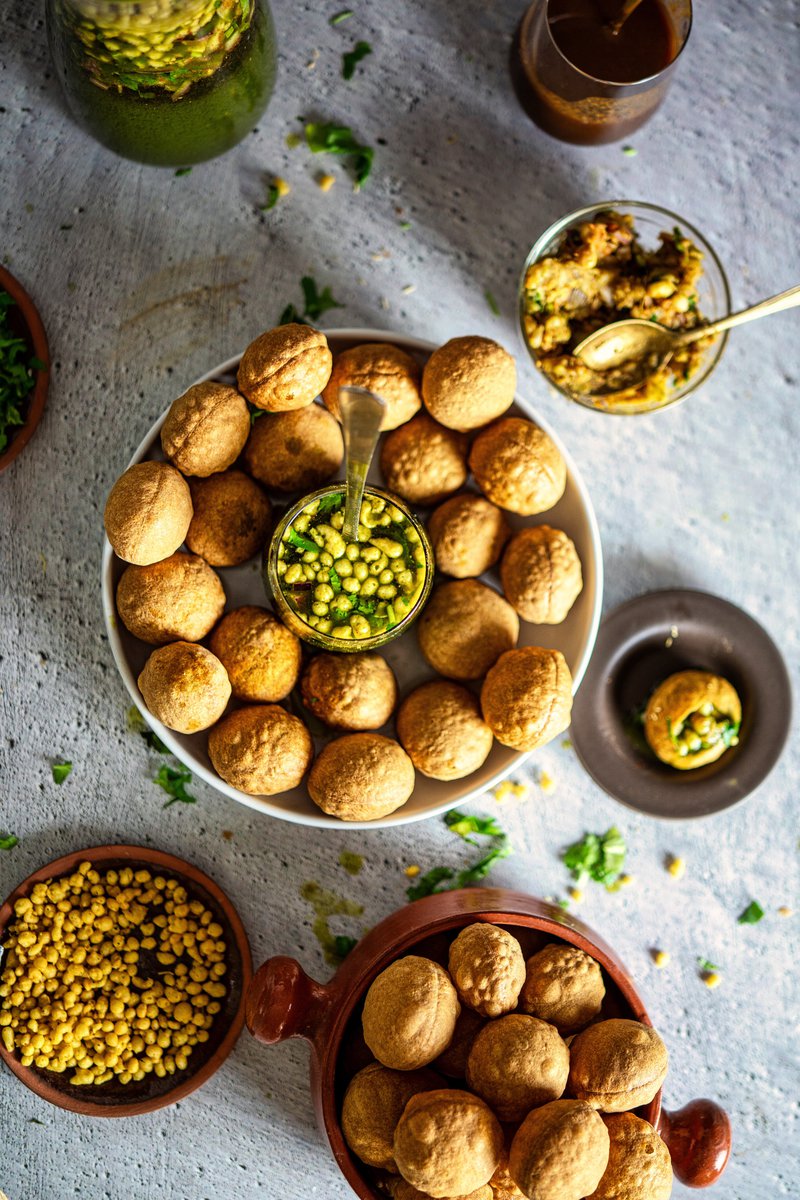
{"left": 47, "top": 0, "right": 277, "bottom": 166}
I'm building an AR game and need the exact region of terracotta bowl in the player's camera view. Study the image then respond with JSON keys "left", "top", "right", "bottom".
{"left": 0, "top": 845, "right": 252, "bottom": 1117}
{"left": 247, "top": 887, "right": 731, "bottom": 1192}
{"left": 0, "top": 264, "right": 50, "bottom": 473}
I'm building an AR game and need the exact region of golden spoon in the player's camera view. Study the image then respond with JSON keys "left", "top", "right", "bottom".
{"left": 572, "top": 283, "right": 800, "bottom": 395}
{"left": 338, "top": 385, "right": 386, "bottom": 541}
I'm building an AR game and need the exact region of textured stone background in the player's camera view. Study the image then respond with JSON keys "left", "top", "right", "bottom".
{"left": 1, "top": 1, "right": 799, "bottom": 1197}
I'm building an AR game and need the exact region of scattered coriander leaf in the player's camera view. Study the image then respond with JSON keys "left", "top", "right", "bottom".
{"left": 59, "top": 224, "right": 73, "bottom": 231}
{"left": 174, "top": 167, "right": 192, "bottom": 176}
{"left": 329, "top": 8, "right": 353, "bottom": 23}
{"left": 142, "top": 728, "right": 170, "bottom": 754}
{"left": 557, "top": 898, "right": 570, "bottom": 910}
{"left": 721, "top": 720, "right": 741, "bottom": 748}
{"left": 28, "top": 1117, "right": 45, "bottom": 1124}
{"left": 249, "top": 404, "right": 265, "bottom": 426}
{"left": 329, "top": 564, "right": 342, "bottom": 594}
{"left": 444, "top": 810, "right": 506, "bottom": 845}
{"left": 333, "top": 934, "right": 358, "bottom": 959}
{"left": 305, "top": 122, "right": 374, "bottom": 187}
{"left": 287, "top": 527, "right": 320, "bottom": 554}
{"left": 154, "top": 764, "right": 197, "bottom": 807}
{"left": 301, "top": 275, "right": 343, "bottom": 320}
{"left": 562, "top": 827, "right": 626, "bottom": 887}
{"left": 316, "top": 492, "right": 343, "bottom": 516}
{"left": 399, "top": 220, "right": 411, "bottom": 231}
{"left": 406, "top": 866, "right": 455, "bottom": 901}
{"left": 697, "top": 956, "right": 720, "bottom": 973}
{"left": 260, "top": 182, "right": 280, "bottom": 211}
{"left": 738, "top": 900, "right": 765, "bottom": 925}
{"left": 687, "top": 294, "right": 698, "bottom": 311}
{"left": 342, "top": 40, "right": 372, "bottom": 80}
{"left": 0, "top": 832, "right": 19, "bottom": 850}
{"left": 622, "top": 145, "right": 637, "bottom": 156}
{"left": 455, "top": 840, "right": 511, "bottom": 887}
{"left": 279, "top": 302, "right": 304, "bottom": 325}
{"left": 52, "top": 761, "right": 73, "bottom": 785}
{"left": 484, "top": 289, "right": 500, "bottom": 316}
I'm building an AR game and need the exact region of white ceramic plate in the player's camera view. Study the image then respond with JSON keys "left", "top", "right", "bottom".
{"left": 101, "top": 329, "right": 603, "bottom": 828}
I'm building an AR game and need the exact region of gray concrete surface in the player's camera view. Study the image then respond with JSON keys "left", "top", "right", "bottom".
{"left": 1, "top": 1, "right": 799, "bottom": 1197}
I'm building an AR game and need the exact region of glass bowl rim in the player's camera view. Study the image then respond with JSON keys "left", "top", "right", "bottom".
{"left": 266, "top": 481, "right": 434, "bottom": 653}
{"left": 517, "top": 198, "right": 732, "bottom": 416}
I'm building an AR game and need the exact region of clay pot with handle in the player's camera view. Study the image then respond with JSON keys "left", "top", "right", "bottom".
{"left": 247, "top": 887, "right": 730, "bottom": 1195}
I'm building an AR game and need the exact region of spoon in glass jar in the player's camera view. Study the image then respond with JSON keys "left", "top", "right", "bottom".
{"left": 338, "top": 386, "right": 386, "bottom": 541}
{"left": 572, "top": 282, "right": 800, "bottom": 395}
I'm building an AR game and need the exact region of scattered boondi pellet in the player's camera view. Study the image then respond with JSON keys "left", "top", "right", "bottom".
{"left": 317, "top": 172, "right": 335, "bottom": 192}
{"left": 404, "top": 865, "right": 420, "bottom": 878}
{"left": 538, "top": 771, "right": 556, "bottom": 795}
{"left": 667, "top": 856, "right": 686, "bottom": 879}
{"left": 652, "top": 950, "right": 670, "bottom": 968}
{"left": 702, "top": 972, "right": 721, "bottom": 989}
{"left": 778, "top": 906, "right": 794, "bottom": 918}
{"left": 568, "top": 887, "right": 583, "bottom": 904}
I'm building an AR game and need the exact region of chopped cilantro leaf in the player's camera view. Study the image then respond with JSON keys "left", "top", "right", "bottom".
{"left": 738, "top": 900, "right": 765, "bottom": 925}
{"left": 301, "top": 275, "right": 343, "bottom": 321}
{"left": 445, "top": 810, "right": 506, "bottom": 844}
{"left": 287, "top": 528, "right": 320, "bottom": 554}
{"left": 342, "top": 40, "right": 372, "bottom": 80}
{"left": 154, "top": 764, "right": 197, "bottom": 808}
{"left": 408, "top": 811, "right": 512, "bottom": 899}
{"left": 279, "top": 302, "right": 304, "bottom": 325}
{"left": 0, "top": 832, "right": 19, "bottom": 850}
{"left": 52, "top": 761, "right": 73, "bottom": 785}
{"left": 333, "top": 934, "right": 358, "bottom": 959}
{"left": 622, "top": 145, "right": 637, "bottom": 156}
{"left": 329, "top": 8, "right": 353, "bottom": 23}
{"left": 329, "top": 564, "right": 342, "bottom": 594}
{"left": 562, "top": 827, "right": 626, "bottom": 887}
{"left": 406, "top": 866, "right": 455, "bottom": 901}
{"left": 484, "top": 289, "right": 500, "bottom": 316}
{"left": 305, "top": 122, "right": 374, "bottom": 187}
{"left": 260, "top": 183, "right": 280, "bottom": 211}
{"left": 697, "top": 956, "right": 720, "bottom": 973}
{"left": 174, "top": 167, "right": 192, "bottom": 176}
{"left": 316, "top": 492, "right": 343, "bottom": 516}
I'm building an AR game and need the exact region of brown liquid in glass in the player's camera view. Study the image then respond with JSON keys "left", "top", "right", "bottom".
{"left": 548, "top": 0, "right": 677, "bottom": 83}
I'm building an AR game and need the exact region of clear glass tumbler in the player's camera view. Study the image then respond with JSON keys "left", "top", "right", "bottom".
{"left": 513, "top": 0, "right": 692, "bottom": 145}
{"left": 47, "top": 0, "right": 277, "bottom": 166}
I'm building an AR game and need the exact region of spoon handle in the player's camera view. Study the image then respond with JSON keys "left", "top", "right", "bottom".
{"left": 339, "top": 386, "right": 386, "bottom": 542}
{"left": 676, "top": 282, "right": 800, "bottom": 346}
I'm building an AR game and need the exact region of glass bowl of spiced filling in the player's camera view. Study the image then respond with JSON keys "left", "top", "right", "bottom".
{"left": 518, "top": 202, "right": 731, "bottom": 414}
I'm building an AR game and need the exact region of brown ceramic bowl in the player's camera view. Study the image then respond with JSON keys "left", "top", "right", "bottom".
{"left": 0, "top": 844, "right": 252, "bottom": 1117}
{"left": 246, "top": 887, "right": 731, "bottom": 1192}
{"left": 0, "top": 264, "right": 50, "bottom": 473}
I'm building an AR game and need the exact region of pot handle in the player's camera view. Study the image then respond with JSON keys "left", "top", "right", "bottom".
{"left": 658, "top": 1099, "right": 731, "bottom": 1187}
{"left": 246, "top": 956, "right": 333, "bottom": 1045}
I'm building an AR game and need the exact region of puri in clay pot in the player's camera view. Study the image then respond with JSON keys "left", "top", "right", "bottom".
{"left": 466, "top": 1014, "right": 569, "bottom": 1122}
{"left": 568, "top": 1019, "right": 669, "bottom": 1113}
{"left": 361, "top": 956, "right": 460, "bottom": 1071}
{"left": 447, "top": 924, "right": 526, "bottom": 1017}
{"left": 588, "top": 1113, "right": 673, "bottom": 1200}
{"left": 342, "top": 1062, "right": 442, "bottom": 1172}
{"left": 519, "top": 943, "right": 606, "bottom": 1034}
{"left": 393, "top": 1089, "right": 504, "bottom": 1198}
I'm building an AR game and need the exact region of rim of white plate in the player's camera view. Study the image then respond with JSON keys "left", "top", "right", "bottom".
{"left": 101, "top": 328, "right": 604, "bottom": 829}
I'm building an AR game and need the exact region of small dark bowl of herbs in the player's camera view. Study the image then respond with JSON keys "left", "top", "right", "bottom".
{"left": 0, "top": 265, "right": 50, "bottom": 472}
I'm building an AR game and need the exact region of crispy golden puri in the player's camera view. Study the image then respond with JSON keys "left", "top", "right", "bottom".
{"left": 643, "top": 670, "right": 741, "bottom": 770}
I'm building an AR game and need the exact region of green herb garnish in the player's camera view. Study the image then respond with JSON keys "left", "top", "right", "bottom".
{"left": 279, "top": 276, "right": 343, "bottom": 327}
{"left": 445, "top": 810, "right": 505, "bottom": 845}
{"left": 287, "top": 527, "right": 320, "bottom": 554}
{"left": 329, "top": 8, "right": 353, "bottom": 23}
{"left": 316, "top": 492, "right": 344, "bottom": 516}
{"left": 484, "top": 289, "right": 500, "bottom": 316}
{"left": 721, "top": 720, "right": 741, "bottom": 748}
{"left": 399, "top": 220, "right": 411, "bottom": 231}
{"left": 329, "top": 565, "right": 342, "bottom": 594}
{"left": 331, "top": 606, "right": 351, "bottom": 624}
{"left": 0, "top": 832, "right": 19, "bottom": 850}
{"left": 562, "top": 827, "right": 626, "bottom": 887}
{"left": 687, "top": 294, "right": 698, "bottom": 311}
{"left": 249, "top": 405, "right": 265, "bottom": 426}
{"left": 0, "top": 291, "right": 43, "bottom": 454}
{"left": 333, "top": 934, "right": 358, "bottom": 959}
{"left": 672, "top": 225, "right": 686, "bottom": 252}
{"left": 666, "top": 717, "right": 681, "bottom": 750}
{"left": 154, "top": 764, "right": 197, "bottom": 808}
{"left": 342, "top": 40, "right": 372, "bottom": 80}
{"left": 738, "top": 900, "right": 765, "bottom": 925}
{"left": 279, "top": 303, "right": 303, "bottom": 325}
{"left": 127, "top": 706, "right": 170, "bottom": 753}
{"left": 174, "top": 167, "right": 192, "bottom": 176}
{"left": 622, "top": 145, "right": 637, "bottom": 156}
{"left": 305, "top": 122, "right": 374, "bottom": 187}
{"left": 52, "top": 761, "right": 73, "bottom": 785}
{"left": 528, "top": 289, "right": 545, "bottom": 313}
{"left": 406, "top": 866, "right": 457, "bottom": 901}
{"left": 260, "top": 183, "right": 280, "bottom": 211}
{"left": 697, "top": 956, "right": 720, "bottom": 973}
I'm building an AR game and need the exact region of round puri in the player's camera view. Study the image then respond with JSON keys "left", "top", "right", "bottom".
{"left": 362, "top": 957, "right": 460, "bottom": 1071}
{"left": 238, "top": 323, "right": 332, "bottom": 412}
{"left": 396, "top": 682, "right": 493, "bottom": 781}
{"left": 245, "top": 403, "right": 343, "bottom": 492}
{"left": 342, "top": 1062, "right": 441, "bottom": 1172}
{"left": 432, "top": 1008, "right": 485, "bottom": 1079}
{"left": 519, "top": 944, "right": 606, "bottom": 1034}
{"left": 500, "top": 526, "right": 583, "bottom": 624}
{"left": 427, "top": 494, "right": 510, "bottom": 579}
{"left": 394, "top": 1089, "right": 503, "bottom": 1198}
{"left": 422, "top": 336, "right": 516, "bottom": 433}
{"left": 104, "top": 461, "right": 192, "bottom": 566}
{"left": 469, "top": 418, "right": 566, "bottom": 515}
{"left": 481, "top": 647, "right": 572, "bottom": 751}
{"left": 644, "top": 670, "right": 742, "bottom": 770}
{"left": 301, "top": 652, "right": 397, "bottom": 730}
{"left": 448, "top": 924, "right": 526, "bottom": 1018}
{"left": 389, "top": 1181, "right": 492, "bottom": 1200}
{"left": 467, "top": 1015, "right": 569, "bottom": 1122}
{"left": 116, "top": 552, "right": 225, "bottom": 645}
{"left": 185, "top": 470, "right": 271, "bottom": 567}
{"left": 587, "top": 1114, "right": 673, "bottom": 1200}
{"left": 418, "top": 581, "right": 519, "bottom": 681}
{"left": 509, "top": 1100, "right": 610, "bottom": 1200}
{"left": 209, "top": 606, "right": 301, "bottom": 702}
{"left": 308, "top": 733, "right": 415, "bottom": 821}
{"left": 137, "top": 642, "right": 230, "bottom": 734}
{"left": 323, "top": 342, "right": 422, "bottom": 431}
{"left": 160, "top": 381, "right": 250, "bottom": 477}
{"left": 207, "top": 704, "right": 313, "bottom": 795}
{"left": 379, "top": 414, "right": 468, "bottom": 506}
{"left": 568, "top": 1020, "right": 669, "bottom": 1113}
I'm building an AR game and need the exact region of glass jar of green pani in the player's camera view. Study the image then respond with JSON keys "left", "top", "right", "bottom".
{"left": 266, "top": 485, "right": 434, "bottom": 654}
{"left": 46, "top": 0, "right": 276, "bottom": 165}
